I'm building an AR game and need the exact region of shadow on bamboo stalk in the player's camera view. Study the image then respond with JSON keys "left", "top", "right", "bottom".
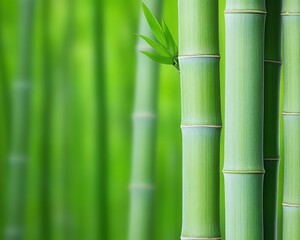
{"left": 263, "top": 1, "right": 282, "bottom": 239}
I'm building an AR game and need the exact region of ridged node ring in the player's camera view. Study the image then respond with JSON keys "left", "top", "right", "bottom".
{"left": 282, "top": 111, "right": 300, "bottom": 116}
{"left": 282, "top": 12, "right": 300, "bottom": 16}
{"left": 178, "top": 55, "right": 220, "bottom": 60}
{"left": 224, "top": 10, "right": 266, "bottom": 14}
{"left": 264, "top": 157, "right": 280, "bottom": 161}
{"left": 264, "top": 59, "right": 282, "bottom": 65}
{"left": 282, "top": 203, "right": 300, "bottom": 207}
{"left": 223, "top": 170, "right": 265, "bottom": 174}
{"left": 181, "top": 237, "right": 221, "bottom": 240}
{"left": 181, "top": 124, "right": 222, "bottom": 129}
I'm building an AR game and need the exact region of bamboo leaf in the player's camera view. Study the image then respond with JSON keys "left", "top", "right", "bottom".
{"left": 140, "top": 51, "right": 173, "bottom": 65}
{"left": 162, "top": 20, "right": 178, "bottom": 57}
{"left": 136, "top": 34, "right": 171, "bottom": 57}
{"left": 142, "top": 3, "right": 167, "bottom": 47}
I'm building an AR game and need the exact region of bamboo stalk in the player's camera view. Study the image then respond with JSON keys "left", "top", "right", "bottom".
{"left": 93, "top": 0, "right": 107, "bottom": 238}
{"left": 178, "top": 0, "right": 221, "bottom": 239}
{"left": 282, "top": 0, "right": 300, "bottom": 238}
{"left": 128, "top": 1, "right": 162, "bottom": 239}
{"left": 24, "top": 0, "right": 52, "bottom": 238}
{"left": 223, "top": 0, "right": 266, "bottom": 239}
{"left": 0, "top": 8, "right": 10, "bottom": 240}
{"left": 6, "top": 0, "right": 35, "bottom": 239}
{"left": 263, "top": 1, "right": 282, "bottom": 239}
{"left": 48, "top": 1, "right": 73, "bottom": 238}
{"left": 40, "top": 0, "right": 51, "bottom": 237}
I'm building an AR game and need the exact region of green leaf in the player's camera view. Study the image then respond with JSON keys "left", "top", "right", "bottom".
{"left": 142, "top": 3, "right": 167, "bottom": 47}
{"left": 162, "top": 20, "right": 178, "bottom": 57}
{"left": 140, "top": 51, "right": 173, "bottom": 65}
{"left": 136, "top": 34, "right": 171, "bottom": 57}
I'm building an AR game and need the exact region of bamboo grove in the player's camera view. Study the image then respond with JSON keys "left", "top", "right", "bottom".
{"left": 0, "top": 0, "right": 300, "bottom": 240}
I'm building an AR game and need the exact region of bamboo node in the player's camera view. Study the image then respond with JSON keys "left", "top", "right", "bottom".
{"left": 9, "top": 154, "right": 27, "bottom": 164}
{"left": 13, "top": 81, "right": 31, "bottom": 90}
{"left": 223, "top": 170, "right": 265, "bottom": 174}
{"left": 282, "top": 12, "right": 300, "bottom": 16}
{"left": 282, "top": 202, "right": 300, "bottom": 207}
{"left": 5, "top": 227, "right": 23, "bottom": 238}
{"left": 224, "top": 10, "right": 266, "bottom": 14}
{"left": 181, "top": 124, "right": 222, "bottom": 129}
{"left": 264, "top": 59, "right": 282, "bottom": 65}
{"left": 282, "top": 111, "right": 300, "bottom": 116}
{"left": 132, "top": 112, "right": 157, "bottom": 120}
{"left": 264, "top": 157, "right": 280, "bottom": 161}
{"left": 178, "top": 55, "right": 220, "bottom": 60}
{"left": 181, "top": 237, "right": 221, "bottom": 240}
{"left": 129, "top": 183, "right": 155, "bottom": 190}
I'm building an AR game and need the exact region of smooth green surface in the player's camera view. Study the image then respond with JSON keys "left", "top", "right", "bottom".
{"left": 283, "top": 117, "right": 300, "bottom": 203}
{"left": 282, "top": 1, "right": 300, "bottom": 238}
{"left": 224, "top": 1, "right": 265, "bottom": 239}
{"left": 282, "top": 206, "right": 300, "bottom": 239}
{"left": 224, "top": 174, "right": 264, "bottom": 239}
{"left": 178, "top": 0, "right": 221, "bottom": 238}
{"left": 181, "top": 128, "right": 221, "bottom": 238}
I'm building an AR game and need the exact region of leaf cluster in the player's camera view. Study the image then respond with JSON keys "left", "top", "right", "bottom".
{"left": 137, "top": 3, "right": 179, "bottom": 71}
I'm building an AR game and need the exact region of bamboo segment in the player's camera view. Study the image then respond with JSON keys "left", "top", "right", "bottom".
{"left": 263, "top": 1, "right": 282, "bottom": 239}
{"left": 6, "top": 0, "right": 35, "bottom": 239}
{"left": 224, "top": 1, "right": 266, "bottom": 239}
{"left": 0, "top": 9, "right": 10, "bottom": 240}
{"left": 178, "top": 0, "right": 221, "bottom": 238}
{"left": 128, "top": 1, "right": 161, "bottom": 240}
{"left": 93, "top": 0, "right": 107, "bottom": 238}
{"left": 282, "top": 1, "right": 300, "bottom": 236}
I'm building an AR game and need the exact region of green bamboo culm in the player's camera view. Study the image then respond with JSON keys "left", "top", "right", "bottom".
{"left": 93, "top": 0, "right": 107, "bottom": 238}
{"left": 282, "top": 0, "right": 300, "bottom": 239}
{"left": 6, "top": 0, "right": 35, "bottom": 239}
{"left": 263, "top": 0, "right": 282, "bottom": 239}
{"left": 223, "top": 1, "right": 266, "bottom": 239}
{"left": 178, "top": 0, "right": 221, "bottom": 239}
{"left": 128, "top": 1, "right": 162, "bottom": 240}
{"left": 0, "top": 8, "right": 10, "bottom": 240}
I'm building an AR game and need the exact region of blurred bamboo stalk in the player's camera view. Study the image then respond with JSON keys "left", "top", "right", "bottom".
{"left": 93, "top": 0, "right": 107, "bottom": 238}
{"left": 0, "top": 6, "right": 10, "bottom": 240}
{"left": 49, "top": 0, "right": 73, "bottom": 239}
{"left": 40, "top": 0, "right": 51, "bottom": 238}
{"left": 128, "top": 1, "right": 162, "bottom": 239}
{"left": 6, "top": 0, "right": 35, "bottom": 239}
{"left": 178, "top": 0, "right": 221, "bottom": 239}
{"left": 282, "top": 0, "right": 300, "bottom": 238}
{"left": 263, "top": 0, "right": 282, "bottom": 239}
{"left": 223, "top": 0, "right": 265, "bottom": 239}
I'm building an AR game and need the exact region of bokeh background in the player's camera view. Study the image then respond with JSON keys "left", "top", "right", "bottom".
{"left": 0, "top": 0, "right": 285, "bottom": 239}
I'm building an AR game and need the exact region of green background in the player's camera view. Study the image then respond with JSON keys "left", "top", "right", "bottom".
{"left": 0, "top": 0, "right": 285, "bottom": 239}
